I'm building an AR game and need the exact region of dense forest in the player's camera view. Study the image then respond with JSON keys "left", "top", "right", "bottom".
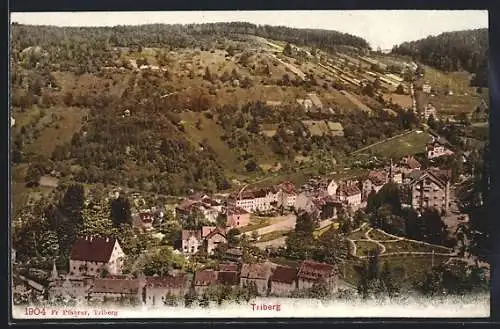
{"left": 11, "top": 22, "right": 370, "bottom": 54}
{"left": 391, "top": 29, "right": 488, "bottom": 87}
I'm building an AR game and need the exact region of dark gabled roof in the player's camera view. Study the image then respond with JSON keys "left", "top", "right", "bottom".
{"left": 70, "top": 236, "right": 118, "bottom": 263}
{"left": 298, "top": 260, "right": 337, "bottom": 281}
{"left": 409, "top": 169, "right": 448, "bottom": 187}
{"left": 145, "top": 274, "right": 187, "bottom": 289}
{"left": 271, "top": 266, "right": 297, "bottom": 284}
{"left": 217, "top": 271, "right": 239, "bottom": 285}
{"left": 91, "top": 278, "right": 141, "bottom": 294}
{"left": 193, "top": 270, "right": 218, "bottom": 286}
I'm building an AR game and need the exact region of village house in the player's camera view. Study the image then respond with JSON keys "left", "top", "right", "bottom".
{"left": 181, "top": 226, "right": 227, "bottom": 255}
{"left": 403, "top": 169, "right": 451, "bottom": 214}
{"left": 307, "top": 93, "right": 323, "bottom": 110}
{"left": 269, "top": 266, "right": 298, "bottom": 296}
{"left": 181, "top": 230, "right": 202, "bottom": 255}
{"left": 297, "top": 260, "right": 338, "bottom": 290}
{"left": 362, "top": 171, "right": 388, "bottom": 200}
{"left": 327, "top": 179, "right": 339, "bottom": 196}
{"left": 296, "top": 98, "right": 313, "bottom": 110}
{"left": 69, "top": 236, "right": 125, "bottom": 277}
{"left": 426, "top": 138, "right": 454, "bottom": 159}
{"left": 424, "top": 103, "right": 437, "bottom": 120}
{"left": 176, "top": 197, "right": 222, "bottom": 224}
{"left": 399, "top": 155, "right": 422, "bottom": 175}
{"left": 143, "top": 274, "right": 188, "bottom": 306}
{"left": 224, "top": 248, "right": 243, "bottom": 262}
{"left": 294, "top": 192, "right": 321, "bottom": 218}
{"left": 226, "top": 206, "right": 251, "bottom": 229}
{"left": 132, "top": 212, "right": 154, "bottom": 231}
{"left": 327, "top": 121, "right": 344, "bottom": 137}
{"left": 89, "top": 278, "right": 143, "bottom": 302}
{"left": 422, "top": 82, "right": 432, "bottom": 94}
{"left": 217, "top": 270, "right": 240, "bottom": 287}
{"left": 336, "top": 182, "right": 362, "bottom": 210}
{"left": 48, "top": 275, "right": 94, "bottom": 301}
{"left": 204, "top": 227, "right": 227, "bottom": 254}
{"left": 278, "top": 181, "right": 298, "bottom": 209}
{"left": 38, "top": 175, "right": 59, "bottom": 188}
{"left": 193, "top": 269, "right": 219, "bottom": 294}
{"left": 313, "top": 195, "right": 343, "bottom": 220}
{"left": 240, "top": 262, "right": 276, "bottom": 296}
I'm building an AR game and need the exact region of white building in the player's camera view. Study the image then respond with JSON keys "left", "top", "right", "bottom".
{"left": 327, "top": 180, "right": 339, "bottom": 196}
{"left": 235, "top": 188, "right": 280, "bottom": 213}
{"left": 426, "top": 139, "right": 454, "bottom": 159}
{"left": 69, "top": 236, "right": 125, "bottom": 277}
{"left": 424, "top": 103, "right": 437, "bottom": 120}
{"left": 422, "top": 83, "right": 432, "bottom": 94}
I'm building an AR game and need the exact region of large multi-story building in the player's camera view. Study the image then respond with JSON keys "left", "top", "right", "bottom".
{"left": 403, "top": 169, "right": 451, "bottom": 214}
{"left": 69, "top": 236, "right": 125, "bottom": 277}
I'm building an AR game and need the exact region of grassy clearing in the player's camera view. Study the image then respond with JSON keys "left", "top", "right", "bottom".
{"left": 259, "top": 230, "right": 288, "bottom": 242}
{"left": 179, "top": 110, "right": 243, "bottom": 173}
{"left": 422, "top": 66, "right": 475, "bottom": 94}
{"left": 239, "top": 218, "right": 272, "bottom": 233}
{"left": 364, "top": 130, "right": 429, "bottom": 159}
{"left": 367, "top": 229, "right": 397, "bottom": 241}
{"left": 347, "top": 227, "right": 370, "bottom": 240}
{"left": 28, "top": 107, "right": 86, "bottom": 156}
{"left": 383, "top": 93, "right": 412, "bottom": 108}
{"left": 381, "top": 254, "right": 451, "bottom": 287}
{"left": 313, "top": 223, "right": 334, "bottom": 238}
{"left": 344, "top": 253, "right": 450, "bottom": 287}
{"left": 355, "top": 240, "right": 382, "bottom": 256}
{"left": 428, "top": 94, "right": 485, "bottom": 115}
{"left": 383, "top": 240, "right": 452, "bottom": 254}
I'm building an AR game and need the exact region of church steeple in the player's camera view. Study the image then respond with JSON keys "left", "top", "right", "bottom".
{"left": 51, "top": 260, "right": 58, "bottom": 281}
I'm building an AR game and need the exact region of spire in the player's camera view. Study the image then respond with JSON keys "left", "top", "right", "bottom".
{"left": 51, "top": 260, "right": 58, "bottom": 281}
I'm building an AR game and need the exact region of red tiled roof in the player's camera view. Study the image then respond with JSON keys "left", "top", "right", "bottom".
{"left": 279, "top": 181, "right": 297, "bottom": 194}
{"left": 368, "top": 171, "right": 387, "bottom": 186}
{"left": 194, "top": 270, "right": 218, "bottom": 286}
{"left": 217, "top": 271, "right": 239, "bottom": 285}
{"left": 298, "top": 260, "right": 337, "bottom": 281}
{"left": 338, "top": 184, "right": 361, "bottom": 196}
{"left": 271, "top": 266, "right": 297, "bottom": 284}
{"left": 145, "top": 274, "right": 187, "bottom": 289}
{"left": 70, "top": 236, "right": 117, "bottom": 263}
{"left": 91, "top": 278, "right": 141, "bottom": 294}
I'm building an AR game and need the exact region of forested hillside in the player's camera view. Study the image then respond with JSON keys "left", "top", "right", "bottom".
{"left": 391, "top": 29, "right": 488, "bottom": 87}
{"left": 11, "top": 22, "right": 369, "bottom": 54}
